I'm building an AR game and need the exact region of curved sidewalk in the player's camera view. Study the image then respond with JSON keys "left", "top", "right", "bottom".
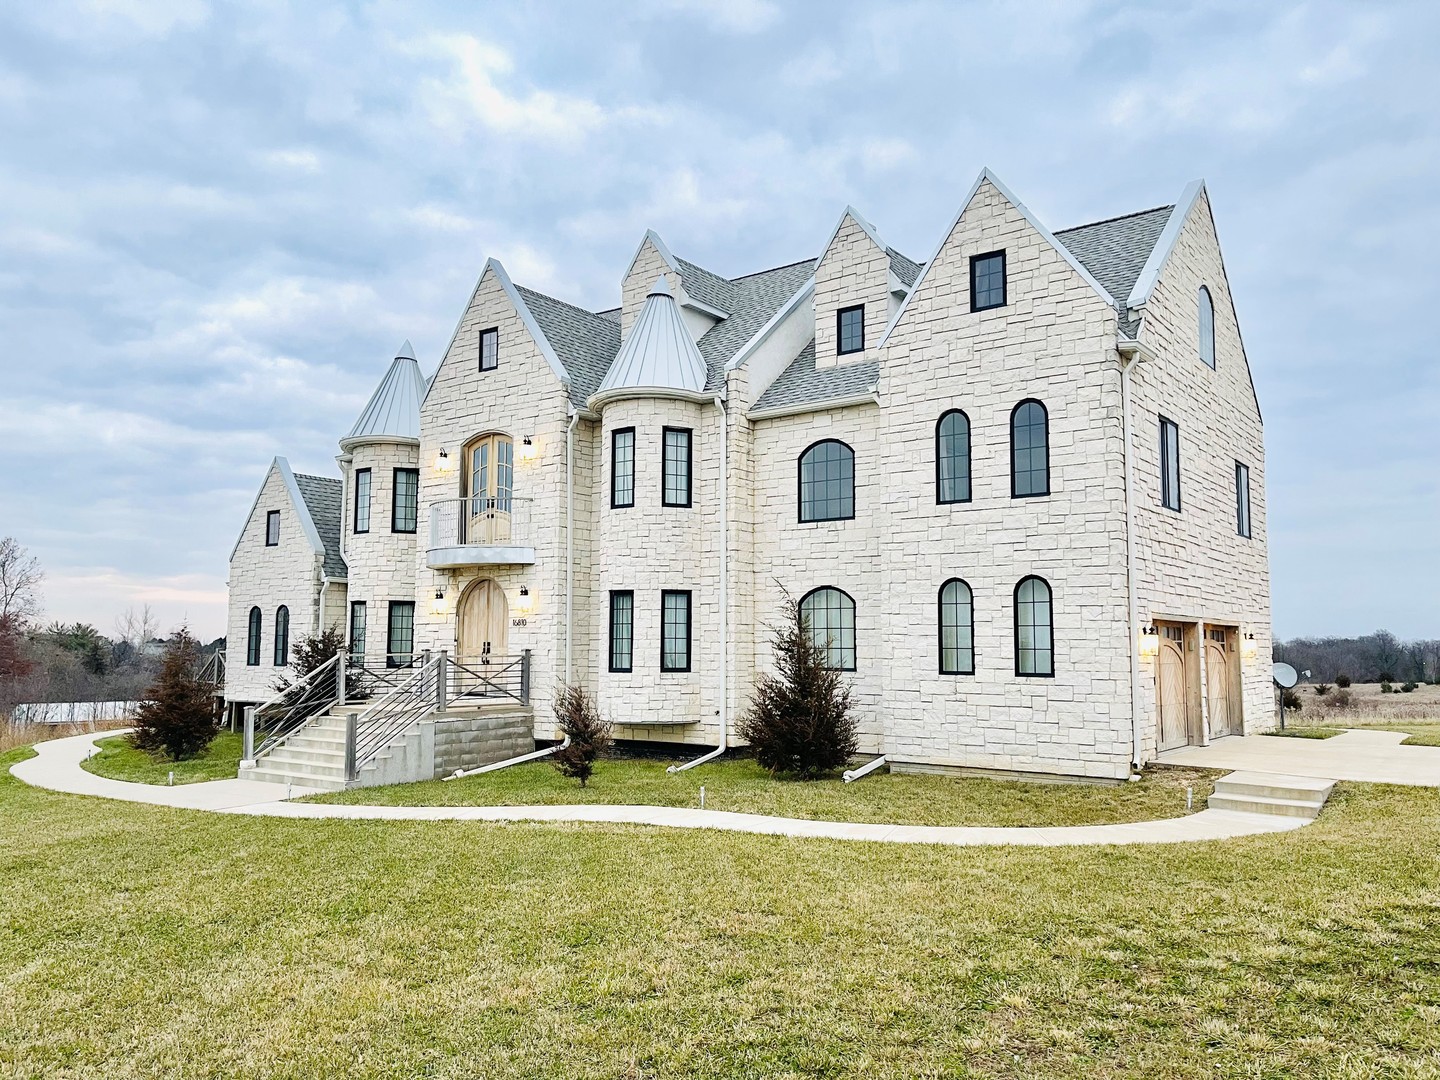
{"left": 11, "top": 730, "right": 1310, "bottom": 848}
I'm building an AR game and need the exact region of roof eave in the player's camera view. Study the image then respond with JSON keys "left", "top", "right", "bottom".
{"left": 748, "top": 389, "right": 880, "bottom": 421}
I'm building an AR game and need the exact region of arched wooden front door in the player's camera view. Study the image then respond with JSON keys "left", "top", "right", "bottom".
{"left": 457, "top": 579, "right": 507, "bottom": 662}
{"left": 1157, "top": 625, "right": 1190, "bottom": 752}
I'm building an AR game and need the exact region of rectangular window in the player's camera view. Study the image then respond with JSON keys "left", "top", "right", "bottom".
{"left": 1159, "top": 417, "right": 1181, "bottom": 511}
{"left": 837, "top": 304, "right": 865, "bottom": 355}
{"left": 265, "top": 510, "right": 280, "bottom": 546}
{"left": 970, "top": 251, "right": 1007, "bottom": 311}
{"left": 353, "top": 468, "right": 371, "bottom": 534}
{"left": 392, "top": 467, "right": 419, "bottom": 533}
{"left": 660, "top": 590, "right": 691, "bottom": 673}
{"left": 611, "top": 428, "right": 635, "bottom": 508}
{"left": 662, "top": 427, "right": 692, "bottom": 507}
{"left": 479, "top": 327, "right": 499, "bottom": 371}
{"left": 386, "top": 601, "right": 415, "bottom": 668}
{"left": 609, "top": 591, "right": 634, "bottom": 672}
{"left": 348, "top": 601, "right": 366, "bottom": 662}
{"left": 1236, "top": 462, "right": 1252, "bottom": 538}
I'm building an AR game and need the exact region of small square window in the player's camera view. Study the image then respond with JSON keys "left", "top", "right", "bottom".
{"left": 837, "top": 304, "right": 865, "bottom": 355}
{"left": 970, "top": 251, "right": 1007, "bottom": 311}
{"left": 265, "top": 510, "right": 280, "bottom": 546}
{"left": 479, "top": 327, "right": 499, "bottom": 371}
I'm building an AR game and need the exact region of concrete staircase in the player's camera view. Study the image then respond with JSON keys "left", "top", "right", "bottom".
{"left": 1207, "top": 771, "right": 1335, "bottom": 819}
{"left": 245, "top": 711, "right": 354, "bottom": 792}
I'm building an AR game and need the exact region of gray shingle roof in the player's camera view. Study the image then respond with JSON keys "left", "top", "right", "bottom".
{"left": 752, "top": 341, "right": 879, "bottom": 414}
{"left": 1054, "top": 205, "right": 1174, "bottom": 314}
{"left": 516, "top": 286, "right": 622, "bottom": 408}
{"left": 887, "top": 247, "right": 923, "bottom": 287}
{"left": 293, "top": 473, "right": 347, "bottom": 579}
{"left": 675, "top": 257, "right": 735, "bottom": 312}
{"left": 695, "top": 259, "right": 816, "bottom": 390}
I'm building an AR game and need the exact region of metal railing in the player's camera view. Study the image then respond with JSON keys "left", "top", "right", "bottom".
{"left": 250, "top": 653, "right": 342, "bottom": 758}
{"left": 450, "top": 652, "right": 531, "bottom": 705}
{"left": 345, "top": 650, "right": 421, "bottom": 696}
{"left": 427, "top": 495, "right": 533, "bottom": 548}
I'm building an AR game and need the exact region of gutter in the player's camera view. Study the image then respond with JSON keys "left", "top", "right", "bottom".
{"left": 669, "top": 393, "right": 729, "bottom": 774}
{"left": 1117, "top": 335, "right": 1153, "bottom": 775}
{"left": 747, "top": 387, "right": 880, "bottom": 422}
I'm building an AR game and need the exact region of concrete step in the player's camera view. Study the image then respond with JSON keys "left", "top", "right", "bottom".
{"left": 267, "top": 744, "right": 347, "bottom": 767}
{"left": 1207, "top": 771, "right": 1334, "bottom": 820}
{"left": 1208, "top": 793, "right": 1325, "bottom": 819}
{"left": 245, "top": 766, "right": 348, "bottom": 792}
{"left": 284, "top": 731, "right": 348, "bottom": 751}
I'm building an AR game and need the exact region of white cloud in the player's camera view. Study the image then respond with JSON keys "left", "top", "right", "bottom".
{"left": 262, "top": 148, "right": 322, "bottom": 173}
{"left": 779, "top": 45, "right": 842, "bottom": 87}
{"left": 42, "top": 568, "right": 227, "bottom": 638}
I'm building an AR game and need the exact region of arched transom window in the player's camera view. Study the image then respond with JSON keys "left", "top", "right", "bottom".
{"left": 1198, "top": 286, "right": 1216, "bottom": 369}
{"left": 1010, "top": 399, "right": 1050, "bottom": 498}
{"left": 800, "top": 587, "right": 856, "bottom": 671}
{"left": 1014, "top": 576, "right": 1054, "bottom": 677}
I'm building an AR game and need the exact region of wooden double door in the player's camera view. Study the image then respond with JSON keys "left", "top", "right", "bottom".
{"left": 1156, "top": 621, "right": 1243, "bottom": 751}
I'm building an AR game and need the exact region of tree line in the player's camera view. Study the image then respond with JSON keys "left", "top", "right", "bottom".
{"left": 1275, "top": 630, "right": 1440, "bottom": 685}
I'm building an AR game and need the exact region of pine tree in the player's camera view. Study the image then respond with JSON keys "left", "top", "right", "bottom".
{"left": 550, "top": 683, "right": 612, "bottom": 787}
{"left": 129, "top": 628, "right": 218, "bottom": 761}
{"left": 739, "top": 593, "right": 857, "bottom": 780}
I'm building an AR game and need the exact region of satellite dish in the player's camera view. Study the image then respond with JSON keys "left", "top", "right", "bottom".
{"left": 1272, "top": 662, "right": 1299, "bottom": 689}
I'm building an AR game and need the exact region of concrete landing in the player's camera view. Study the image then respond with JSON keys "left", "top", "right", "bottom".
{"left": 1157, "top": 729, "right": 1440, "bottom": 787}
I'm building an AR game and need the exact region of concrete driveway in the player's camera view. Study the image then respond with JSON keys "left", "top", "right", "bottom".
{"left": 1156, "top": 729, "right": 1440, "bottom": 786}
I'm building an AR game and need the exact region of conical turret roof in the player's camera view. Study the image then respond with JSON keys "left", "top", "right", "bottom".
{"left": 594, "top": 277, "right": 706, "bottom": 400}
{"left": 344, "top": 341, "right": 427, "bottom": 446}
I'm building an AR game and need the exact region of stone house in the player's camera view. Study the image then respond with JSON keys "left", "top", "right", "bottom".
{"left": 225, "top": 168, "right": 1270, "bottom": 786}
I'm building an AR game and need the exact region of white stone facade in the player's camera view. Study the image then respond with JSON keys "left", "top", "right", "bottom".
{"left": 227, "top": 169, "right": 1272, "bottom": 781}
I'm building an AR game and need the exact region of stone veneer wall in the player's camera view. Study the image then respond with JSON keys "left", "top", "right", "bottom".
{"left": 341, "top": 439, "right": 420, "bottom": 662}
{"left": 812, "top": 214, "right": 893, "bottom": 371}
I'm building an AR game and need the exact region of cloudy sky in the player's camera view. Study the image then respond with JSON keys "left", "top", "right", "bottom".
{"left": 1, "top": 0, "right": 1436, "bottom": 642}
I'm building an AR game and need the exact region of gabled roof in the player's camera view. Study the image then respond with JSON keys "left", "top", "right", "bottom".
{"left": 229, "top": 457, "right": 346, "bottom": 581}
{"left": 594, "top": 277, "right": 706, "bottom": 401}
{"left": 1055, "top": 205, "right": 1175, "bottom": 332}
{"left": 343, "top": 342, "right": 427, "bottom": 448}
{"left": 1122, "top": 179, "right": 1206, "bottom": 311}
{"left": 751, "top": 340, "right": 879, "bottom": 416}
{"left": 694, "top": 258, "right": 816, "bottom": 388}
{"left": 517, "top": 286, "right": 621, "bottom": 407}
{"left": 887, "top": 247, "right": 923, "bottom": 288}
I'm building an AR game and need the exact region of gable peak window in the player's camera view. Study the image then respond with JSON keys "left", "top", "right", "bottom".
{"left": 479, "top": 326, "right": 499, "bottom": 371}
{"left": 936, "top": 410, "right": 972, "bottom": 504}
{"left": 1159, "top": 416, "right": 1181, "bottom": 511}
{"left": 246, "top": 607, "right": 262, "bottom": 666}
{"left": 798, "top": 439, "right": 855, "bottom": 522}
{"left": 1235, "top": 461, "right": 1252, "bottom": 538}
{"left": 970, "top": 250, "right": 1007, "bottom": 312}
{"left": 800, "top": 587, "right": 856, "bottom": 671}
{"left": 662, "top": 427, "right": 692, "bottom": 508}
{"left": 939, "top": 578, "right": 974, "bottom": 675}
{"left": 611, "top": 427, "right": 635, "bottom": 509}
{"left": 353, "top": 468, "right": 371, "bottom": 534}
{"left": 837, "top": 304, "right": 865, "bottom": 355}
{"left": 1197, "top": 286, "right": 1216, "bottom": 369}
{"left": 1010, "top": 399, "right": 1050, "bottom": 498}
{"left": 1014, "top": 575, "right": 1054, "bottom": 677}
{"left": 265, "top": 510, "right": 280, "bottom": 546}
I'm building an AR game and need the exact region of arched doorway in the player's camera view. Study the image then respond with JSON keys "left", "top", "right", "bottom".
{"left": 462, "top": 433, "right": 513, "bottom": 543}
{"left": 455, "top": 579, "right": 509, "bottom": 698}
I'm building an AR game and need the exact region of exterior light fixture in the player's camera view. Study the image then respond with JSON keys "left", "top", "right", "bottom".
{"left": 437, "top": 448, "right": 452, "bottom": 472}
{"left": 515, "top": 585, "right": 533, "bottom": 614}
{"left": 1242, "top": 632, "right": 1259, "bottom": 661}
{"left": 1139, "top": 626, "right": 1160, "bottom": 660}
{"left": 518, "top": 435, "right": 537, "bottom": 463}
{"left": 432, "top": 588, "right": 446, "bottom": 616}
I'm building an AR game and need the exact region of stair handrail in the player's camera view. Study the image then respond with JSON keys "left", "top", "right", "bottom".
{"left": 253, "top": 653, "right": 342, "bottom": 758}
{"left": 351, "top": 654, "right": 443, "bottom": 774}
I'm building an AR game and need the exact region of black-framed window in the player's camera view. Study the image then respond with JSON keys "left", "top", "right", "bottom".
{"left": 939, "top": 579, "right": 974, "bottom": 675}
{"left": 798, "top": 439, "right": 855, "bottom": 522}
{"left": 1010, "top": 399, "right": 1050, "bottom": 497}
{"left": 1236, "top": 462, "right": 1252, "bottom": 538}
{"left": 837, "top": 304, "right": 865, "bottom": 355}
{"left": 800, "top": 587, "right": 856, "bottom": 671}
{"left": 660, "top": 590, "right": 691, "bottom": 672}
{"left": 386, "top": 601, "right": 415, "bottom": 668}
{"left": 353, "top": 468, "right": 371, "bottom": 534}
{"left": 1160, "top": 417, "right": 1181, "bottom": 511}
{"left": 662, "top": 427, "right": 692, "bottom": 507}
{"left": 246, "top": 607, "right": 262, "bottom": 666}
{"left": 348, "top": 601, "right": 366, "bottom": 662}
{"left": 1198, "top": 287, "right": 1216, "bottom": 369}
{"left": 273, "top": 606, "right": 289, "bottom": 667}
{"left": 479, "top": 327, "right": 499, "bottom": 371}
{"left": 936, "top": 410, "right": 972, "bottom": 504}
{"left": 611, "top": 427, "right": 635, "bottom": 509}
{"left": 1015, "top": 576, "right": 1054, "bottom": 677}
{"left": 609, "top": 591, "right": 634, "bottom": 672}
{"left": 970, "top": 251, "right": 1007, "bottom": 311}
{"left": 265, "top": 510, "right": 280, "bottom": 546}
{"left": 392, "top": 467, "right": 419, "bottom": 533}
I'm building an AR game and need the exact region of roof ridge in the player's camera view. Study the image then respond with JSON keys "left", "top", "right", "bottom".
{"left": 293, "top": 472, "right": 340, "bottom": 484}
{"left": 727, "top": 256, "right": 817, "bottom": 284}
{"left": 1055, "top": 204, "right": 1175, "bottom": 235}
{"left": 515, "top": 283, "right": 616, "bottom": 324}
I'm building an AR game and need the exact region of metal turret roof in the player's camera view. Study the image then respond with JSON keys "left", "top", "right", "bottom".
{"left": 594, "top": 277, "right": 707, "bottom": 400}
{"left": 344, "top": 341, "right": 426, "bottom": 446}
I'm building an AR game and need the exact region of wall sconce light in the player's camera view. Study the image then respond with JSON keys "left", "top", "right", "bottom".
{"left": 436, "top": 448, "right": 453, "bottom": 472}
{"left": 515, "top": 585, "right": 533, "bottom": 615}
{"left": 517, "top": 435, "right": 537, "bottom": 463}
{"left": 1242, "top": 632, "right": 1259, "bottom": 660}
{"left": 1139, "top": 626, "right": 1159, "bottom": 660}
{"left": 431, "top": 588, "right": 447, "bottom": 616}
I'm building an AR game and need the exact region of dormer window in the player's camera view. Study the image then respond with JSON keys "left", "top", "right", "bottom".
{"left": 970, "top": 251, "right": 1007, "bottom": 311}
{"left": 837, "top": 304, "right": 865, "bottom": 355}
{"left": 479, "top": 327, "right": 499, "bottom": 371}
{"left": 265, "top": 511, "right": 280, "bottom": 546}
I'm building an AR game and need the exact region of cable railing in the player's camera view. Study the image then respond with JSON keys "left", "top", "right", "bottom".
{"left": 450, "top": 652, "right": 531, "bottom": 705}
{"left": 345, "top": 650, "right": 422, "bottom": 697}
{"left": 250, "top": 653, "right": 342, "bottom": 758}
{"left": 351, "top": 655, "right": 443, "bottom": 773}
{"left": 427, "top": 495, "right": 533, "bottom": 548}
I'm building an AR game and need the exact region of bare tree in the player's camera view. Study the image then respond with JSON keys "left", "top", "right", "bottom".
{"left": 0, "top": 538, "right": 43, "bottom": 626}
{"left": 113, "top": 604, "right": 160, "bottom": 670}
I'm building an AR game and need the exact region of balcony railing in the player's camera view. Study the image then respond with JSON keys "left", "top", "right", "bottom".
{"left": 427, "top": 496, "right": 535, "bottom": 567}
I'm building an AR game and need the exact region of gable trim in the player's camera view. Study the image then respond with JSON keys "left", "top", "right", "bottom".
{"left": 877, "top": 168, "right": 1118, "bottom": 350}
{"left": 725, "top": 277, "right": 815, "bottom": 372}
{"left": 229, "top": 457, "right": 325, "bottom": 565}
{"left": 624, "top": 229, "right": 680, "bottom": 279}
{"left": 818, "top": 205, "right": 885, "bottom": 264}
{"left": 1125, "top": 179, "right": 1205, "bottom": 311}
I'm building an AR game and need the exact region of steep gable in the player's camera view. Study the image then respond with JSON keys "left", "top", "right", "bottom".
{"left": 813, "top": 207, "right": 894, "bottom": 371}
{"left": 229, "top": 457, "right": 340, "bottom": 577}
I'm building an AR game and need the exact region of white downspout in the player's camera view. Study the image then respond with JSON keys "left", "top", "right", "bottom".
{"left": 669, "top": 394, "right": 728, "bottom": 774}
{"left": 565, "top": 407, "right": 579, "bottom": 685}
{"left": 1120, "top": 346, "right": 1147, "bottom": 776}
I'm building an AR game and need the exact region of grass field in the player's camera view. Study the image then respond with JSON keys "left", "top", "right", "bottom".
{"left": 309, "top": 757, "right": 1220, "bottom": 827}
{"left": 1272, "top": 711, "right": 1440, "bottom": 747}
{"left": 4, "top": 743, "right": 1440, "bottom": 1078}
{"left": 79, "top": 731, "right": 244, "bottom": 785}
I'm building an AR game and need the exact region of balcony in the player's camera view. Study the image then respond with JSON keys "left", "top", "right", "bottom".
{"left": 426, "top": 496, "right": 536, "bottom": 569}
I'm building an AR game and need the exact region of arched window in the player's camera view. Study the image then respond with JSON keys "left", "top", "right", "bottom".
{"left": 1011, "top": 399, "right": 1050, "bottom": 497}
{"left": 246, "top": 607, "right": 262, "bottom": 667}
{"left": 273, "top": 606, "right": 290, "bottom": 667}
{"left": 1014, "top": 576, "right": 1053, "bottom": 677}
{"left": 938, "top": 579, "right": 974, "bottom": 675}
{"left": 936, "top": 410, "right": 971, "bottom": 504}
{"left": 798, "top": 440, "right": 854, "bottom": 522}
{"left": 799, "top": 587, "right": 856, "bottom": 671}
{"left": 1198, "top": 286, "right": 1216, "bottom": 369}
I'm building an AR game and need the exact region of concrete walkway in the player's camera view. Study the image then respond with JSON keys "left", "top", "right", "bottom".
{"left": 1156, "top": 729, "right": 1440, "bottom": 786}
{"left": 7, "top": 730, "right": 1311, "bottom": 848}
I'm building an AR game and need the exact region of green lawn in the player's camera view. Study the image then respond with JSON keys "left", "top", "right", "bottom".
{"left": 80, "top": 731, "right": 243, "bottom": 785}
{"left": 4, "top": 745, "right": 1440, "bottom": 1078}
{"left": 1273, "top": 717, "right": 1440, "bottom": 747}
{"left": 309, "top": 757, "right": 1220, "bottom": 828}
